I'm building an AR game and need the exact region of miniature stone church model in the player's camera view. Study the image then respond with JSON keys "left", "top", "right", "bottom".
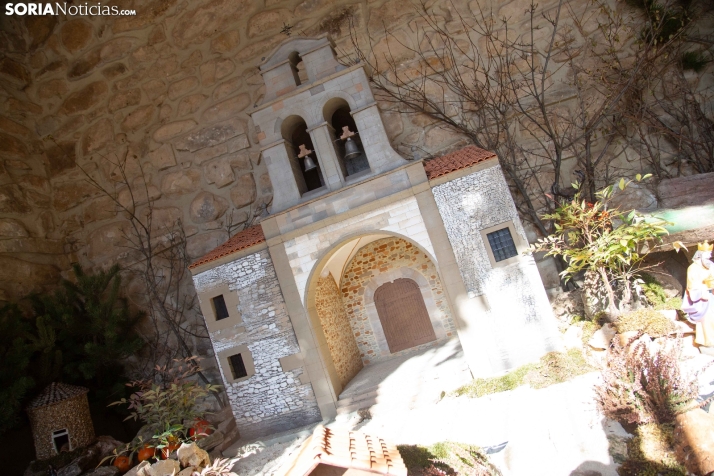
{"left": 189, "top": 36, "right": 560, "bottom": 439}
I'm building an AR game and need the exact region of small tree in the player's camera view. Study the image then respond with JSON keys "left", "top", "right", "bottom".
{"left": 530, "top": 176, "right": 669, "bottom": 316}
{"left": 0, "top": 304, "right": 35, "bottom": 435}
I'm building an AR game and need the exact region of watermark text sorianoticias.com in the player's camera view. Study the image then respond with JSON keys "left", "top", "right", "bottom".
{"left": 5, "top": 3, "right": 136, "bottom": 16}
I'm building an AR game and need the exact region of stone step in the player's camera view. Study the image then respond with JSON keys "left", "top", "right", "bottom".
{"left": 336, "top": 389, "right": 380, "bottom": 408}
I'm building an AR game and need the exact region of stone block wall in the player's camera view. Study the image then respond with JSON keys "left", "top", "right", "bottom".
{"left": 432, "top": 165, "right": 561, "bottom": 372}
{"left": 314, "top": 275, "right": 363, "bottom": 386}
{"left": 192, "top": 249, "right": 321, "bottom": 438}
{"left": 340, "top": 237, "right": 457, "bottom": 364}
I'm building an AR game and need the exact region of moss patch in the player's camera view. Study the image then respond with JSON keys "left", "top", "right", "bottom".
{"left": 397, "top": 441, "right": 501, "bottom": 476}
{"left": 451, "top": 348, "right": 595, "bottom": 398}
{"left": 615, "top": 309, "right": 675, "bottom": 338}
{"left": 618, "top": 423, "right": 686, "bottom": 476}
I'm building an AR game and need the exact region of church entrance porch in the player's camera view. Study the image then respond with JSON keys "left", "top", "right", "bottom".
{"left": 334, "top": 338, "right": 471, "bottom": 416}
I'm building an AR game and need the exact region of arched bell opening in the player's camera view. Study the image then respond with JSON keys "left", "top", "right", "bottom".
{"left": 287, "top": 51, "right": 307, "bottom": 86}
{"left": 280, "top": 115, "right": 325, "bottom": 195}
{"left": 322, "top": 98, "right": 370, "bottom": 178}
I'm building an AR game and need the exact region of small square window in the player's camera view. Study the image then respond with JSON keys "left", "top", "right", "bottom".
{"left": 228, "top": 353, "right": 248, "bottom": 380}
{"left": 486, "top": 227, "right": 518, "bottom": 262}
{"left": 212, "top": 295, "right": 230, "bottom": 321}
{"left": 52, "top": 429, "right": 70, "bottom": 453}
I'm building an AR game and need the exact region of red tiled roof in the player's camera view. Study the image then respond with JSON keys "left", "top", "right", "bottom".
{"left": 423, "top": 145, "right": 497, "bottom": 179}
{"left": 276, "top": 425, "right": 407, "bottom": 476}
{"left": 189, "top": 224, "right": 266, "bottom": 269}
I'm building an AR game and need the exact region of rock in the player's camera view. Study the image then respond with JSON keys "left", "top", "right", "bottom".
{"left": 588, "top": 323, "right": 616, "bottom": 350}
{"left": 68, "top": 49, "right": 101, "bottom": 79}
{"left": 87, "top": 222, "right": 129, "bottom": 260}
{"left": 0, "top": 218, "right": 29, "bottom": 238}
{"left": 37, "top": 78, "right": 69, "bottom": 99}
{"left": 160, "top": 169, "right": 201, "bottom": 196}
{"left": 202, "top": 94, "right": 250, "bottom": 122}
{"left": 190, "top": 192, "right": 228, "bottom": 223}
{"left": 230, "top": 174, "right": 256, "bottom": 209}
{"left": 177, "top": 468, "right": 198, "bottom": 476}
{"left": 609, "top": 182, "right": 658, "bottom": 212}
{"left": 100, "top": 37, "right": 136, "bottom": 62}
{"left": 186, "top": 230, "right": 228, "bottom": 259}
{"left": 153, "top": 120, "right": 196, "bottom": 142}
{"left": 211, "top": 30, "right": 241, "bottom": 54}
{"left": 54, "top": 181, "right": 97, "bottom": 211}
{"left": 56, "top": 443, "right": 102, "bottom": 476}
{"left": 61, "top": 19, "right": 93, "bottom": 53}
{"left": 83, "top": 467, "right": 120, "bottom": 476}
{"left": 125, "top": 461, "right": 150, "bottom": 476}
{"left": 108, "top": 89, "right": 142, "bottom": 113}
{"left": 247, "top": 9, "right": 291, "bottom": 37}
{"left": 122, "top": 105, "right": 155, "bottom": 131}
{"left": 424, "top": 126, "right": 462, "bottom": 150}
{"left": 178, "top": 94, "right": 207, "bottom": 117}
{"left": 616, "top": 330, "right": 640, "bottom": 349}
{"left": 562, "top": 325, "right": 583, "bottom": 349}
{"left": 103, "top": 63, "right": 127, "bottom": 79}
{"left": 94, "top": 436, "right": 125, "bottom": 459}
{"left": 82, "top": 119, "right": 114, "bottom": 155}
{"left": 175, "top": 118, "right": 247, "bottom": 152}
{"left": 143, "top": 79, "right": 166, "bottom": 100}
{"left": 0, "top": 131, "right": 29, "bottom": 159}
{"left": 168, "top": 77, "right": 199, "bottom": 101}
{"left": 196, "top": 430, "right": 225, "bottom": 452}
{"left": 0, "top": 57, "right": 30, "bottom": 87}
{"left": 148, "top": 144, "right": 177, "bottom": 171}
{"left": 46, "top": 141, "right": 77, "bottom": 176}
{"left": 200, "top": 59, "right": 235, "bottom": 86}
{"left": 177, "top": 442, "right": 210, "bottom": 468}
{"left": 674, "top": 408, "right": 714, "bottom": 475}
{"left": 59, "top": 81, "right": 108, "bottom": 115}
{"left": 0, "top": 184, "right": 30, "bottom": 214}
{"left": 204, "top": 158, "right": 235, "bottom": 188}
{"left": 147, "top": 459, "right": 180, "bottom": 476}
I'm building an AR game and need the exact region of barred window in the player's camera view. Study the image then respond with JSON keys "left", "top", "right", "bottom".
{"left": 228, "top": 353, "right": 248, "bottom": 379}
{"left": 486, "top": 227, "right": 518, "bottom": 262}
{"left": 212, "top": 295, "right": 230, "bottom": 321}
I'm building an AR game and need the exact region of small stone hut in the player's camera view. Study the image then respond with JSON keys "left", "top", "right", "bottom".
{"left": 27, "top": 383, "right": 95, "bottom": 460}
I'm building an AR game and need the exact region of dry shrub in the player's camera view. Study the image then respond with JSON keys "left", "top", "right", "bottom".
{"left": 398, "top": 442, "right": 501, "bottom": 476}
{"left": 595, "top": 336, "right": 703, "bottom": 425}
{"left": 615, "top": 309, "right": 675, "bottom": 338}
{"left": 618, "top": 423, "right": 686, "bottom": 476}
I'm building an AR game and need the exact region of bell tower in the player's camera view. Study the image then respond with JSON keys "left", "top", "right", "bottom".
{"left": 250, "top": 36, "right": 406, "bottom": 213}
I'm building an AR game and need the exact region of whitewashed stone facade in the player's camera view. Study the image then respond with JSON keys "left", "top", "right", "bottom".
{"left": 193, "top": 250, "right": 321, "bottom": 438}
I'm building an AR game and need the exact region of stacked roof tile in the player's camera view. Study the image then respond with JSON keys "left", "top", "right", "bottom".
{"left": 276, "top": 425, "right": 407, "bottom": 476}
{"left": 188, "top": 224, "right": 266, "bottom": 269}
{"left": 423, "top": 145, "right": 497, "bottom": 179}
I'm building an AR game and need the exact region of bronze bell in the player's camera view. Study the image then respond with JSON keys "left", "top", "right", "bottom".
{"left": 303, "top": 155, "right": 317, "bottom": 171}
{"left": 344, "top": 137, "right": 361, "bottom": 160}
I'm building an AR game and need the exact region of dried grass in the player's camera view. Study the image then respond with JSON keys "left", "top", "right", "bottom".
{"left": 615, "top": 308, "right": 675, "bottom": 338}
{"left": 398, "top": 442, "right": 501, "bottom": 476}
{"left": 617, "top": 423, "right": 686, "bottom": 476}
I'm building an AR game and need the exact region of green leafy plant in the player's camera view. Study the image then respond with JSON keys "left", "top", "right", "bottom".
{"left": 531, "top": 175, "right": 669, "bottom": 316}
{"left": 0, "top": 303, "right": 35, "bottom": 435}
{"left": 111, "top": 357, "right": 220, "bottom": 447}
{"left": 29, "top": 263, "right": 144, "bottom": 400}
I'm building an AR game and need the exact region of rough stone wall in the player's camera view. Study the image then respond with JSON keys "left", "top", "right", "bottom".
{"left": 432, "top": 165, "right": 561, "bottom": 372}
{"left": 340, "top": 237, "right": 457, "bottom": 365}
{"left": 28, "top": 396, "right": 95, "bottom": 460}
{"left": 314, "top": 274, "right": 363, "bottom": 386}
{"left": 0, "top": 0, "right": 500, "bottom": 305}
{"left": 192, "top": 249, "right": 321, "bottom": 438}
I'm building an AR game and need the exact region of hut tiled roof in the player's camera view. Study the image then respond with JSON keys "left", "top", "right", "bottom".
{"left": 276, "top": 425, "right": 407, "bottom": 476}
{"left": 423, "top": 145, "right": 497, "bottom": 179}
{"left": 188, "top": 224, "right": 266, "bottom": 270}
{"left": 27, "top": 383, "right": 89, "bottom": 410}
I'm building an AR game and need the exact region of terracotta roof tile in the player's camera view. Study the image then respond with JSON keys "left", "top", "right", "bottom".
{"left": 423, "top": 145, "right": 497, "bottom": 180}
{"left": 27, "top": 382, "right": 89, "bottom": 410}
{"left": 277, "top": 425, "right": 407, "bottom": 476}
{"left": 188, "top": 224, "right": 266, "bottom": 269}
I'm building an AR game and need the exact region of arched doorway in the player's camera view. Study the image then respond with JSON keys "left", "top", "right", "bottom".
{"left": 374, "top": 278, "right": 437, "bottom": 353}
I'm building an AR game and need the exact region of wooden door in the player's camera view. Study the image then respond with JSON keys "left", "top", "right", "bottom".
{"left": 374, "top": 278, "right": 436, "bottom": 353}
